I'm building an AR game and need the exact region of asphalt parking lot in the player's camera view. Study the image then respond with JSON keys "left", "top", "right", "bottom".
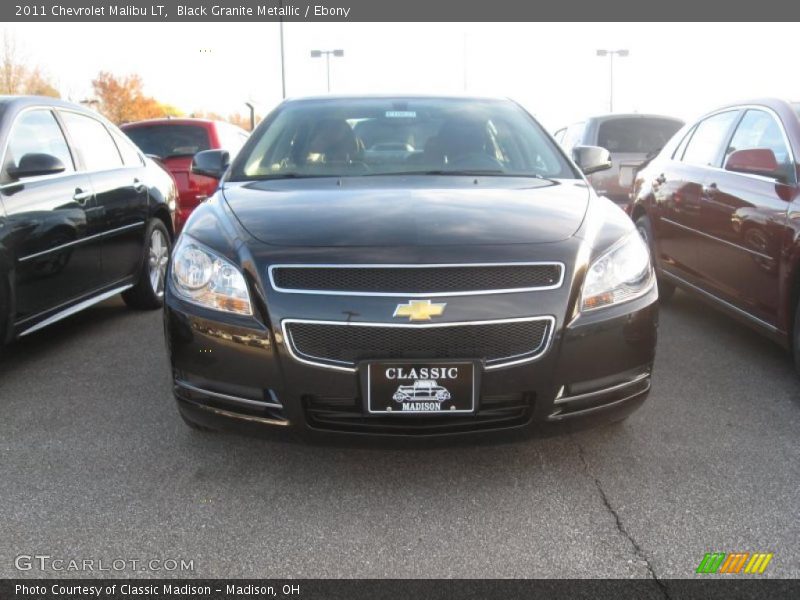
{"left": 1, "top": 291, "right": 799, "bottom": 580}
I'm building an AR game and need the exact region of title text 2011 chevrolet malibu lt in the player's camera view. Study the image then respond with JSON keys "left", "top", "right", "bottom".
{"left": 164, "top": 96, "right": 658, "bottom": 440}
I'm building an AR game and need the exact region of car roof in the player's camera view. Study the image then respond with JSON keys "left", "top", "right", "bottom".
{"left": 0, "top": 95, "right": 122, "bottom": 133}
{"left": 705, "top": 97, "right": 794, "bottom": 115}
{"left": 282, "top": 93, "right": 512, "bottom": 104}
{"left": 120, "top": 117, "right": 220, "bottom": 128}
{"left": 587, "top": 113, "right": 684, "bottom": 123}
{"left": 0, "top": 94, "right": 101, "bottom": 116}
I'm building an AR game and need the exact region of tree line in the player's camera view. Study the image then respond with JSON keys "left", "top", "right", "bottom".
{"left": 0, "top": 32, "right": 257, "bottom": 129}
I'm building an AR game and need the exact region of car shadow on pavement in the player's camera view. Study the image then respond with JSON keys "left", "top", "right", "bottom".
{"left": 0, "top": 297, "right": 139, "bottom": 372}
{"left": 661, "top": 290, "right": 789, "bottom": 360}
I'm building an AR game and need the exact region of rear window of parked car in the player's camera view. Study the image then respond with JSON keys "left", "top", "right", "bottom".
{"left": 597, "top": 118, "right": 683, "bottom": 154}
{"left": 124, "top": 124, "right": 211, "bottom": 159}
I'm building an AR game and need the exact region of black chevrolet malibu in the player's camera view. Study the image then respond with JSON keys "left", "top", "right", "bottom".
{"left": 0, "top": 96, "right": 176, "bottom": 346}
{"left": 165, "top": 96, "right": 658, "bottom": 440}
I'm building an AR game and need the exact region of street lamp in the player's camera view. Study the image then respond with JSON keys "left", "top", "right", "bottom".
{"left": 596, "top": 49, "right": 629, "bottom": 113}
{"left": 278, "top": 0, "right": 286, "bottom": 98}
{"left": 310, "top": 49, "right": 344, "bottom": 93}
{"left": 245, "top": 102, "right": 255, "bottom": 131}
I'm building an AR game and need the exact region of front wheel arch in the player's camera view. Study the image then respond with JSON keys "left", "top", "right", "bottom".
{"left": 635, "top": 213, "right": 675, "bottom": 303}
{"left": 152, "top": 206, "right": 175, "bottom": 242}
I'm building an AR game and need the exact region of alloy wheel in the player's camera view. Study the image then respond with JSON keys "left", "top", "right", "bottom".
{"left": 148, "top": 229, "right": 169, "bottom": 298}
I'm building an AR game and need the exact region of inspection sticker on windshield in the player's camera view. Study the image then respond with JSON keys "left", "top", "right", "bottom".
{"left": 385, "top": 110, "right": 417, "bottom": 118}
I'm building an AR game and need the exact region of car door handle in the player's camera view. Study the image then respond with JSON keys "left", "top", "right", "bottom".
{"left": 73, "top": 188, "right": 92, "bottom": 204}
{"left": 133, "top": 178, "right": 147, "bottom": 192}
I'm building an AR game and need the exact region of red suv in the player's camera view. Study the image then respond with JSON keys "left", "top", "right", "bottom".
{"left": 631, "top": 98, "right": 800, "bottom": 368}
{"left": 122, "top": 118, "right": 249, "bottom": 232}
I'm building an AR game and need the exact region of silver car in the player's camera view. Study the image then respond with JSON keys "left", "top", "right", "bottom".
{"left": 554, "top": 114, "right": 684, "bottom": 209}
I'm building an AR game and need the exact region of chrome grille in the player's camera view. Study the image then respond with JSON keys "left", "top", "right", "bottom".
{"left": 282, "top": 317, "right": 554, "bottom": 371}
{"left": 269, "top": 263, "right": 564, "bottom": 296}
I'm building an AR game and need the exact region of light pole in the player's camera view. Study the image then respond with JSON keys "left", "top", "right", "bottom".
{"left": 278, "top": 1, "right": 286, "bottom": 99}
{"left": 596, "top": 49, "right": 629, "bottom": 113}
{"left": 245, "top": 102, "right": 255, "bottom": 131}
{"left": 310, "top": 49, "right": 344, "bottom": 92}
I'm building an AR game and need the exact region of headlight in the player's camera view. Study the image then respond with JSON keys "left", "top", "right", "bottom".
{"left": 581, "top": 232, "right": 654, "bottom": 311}
{"left": 171, "top": 237, "right": 253, "bottom": 315}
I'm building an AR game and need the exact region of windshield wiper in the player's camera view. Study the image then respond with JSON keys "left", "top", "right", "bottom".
{"left": 362, "top": 169, "right": 544, "bottom": 178}
{"left": 247, "top": 173, "right": 337, "bottom": 181}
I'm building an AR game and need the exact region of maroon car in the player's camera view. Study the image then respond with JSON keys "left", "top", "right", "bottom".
{"left": 122, "top": 118, "right": 249, "bottom": 232}
{"left": 631, "top": 98, "right": 800, "bottom": 368}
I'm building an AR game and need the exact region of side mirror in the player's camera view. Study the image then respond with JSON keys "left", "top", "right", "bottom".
{"left": 7, "top": 153, "right": 66, "bottom": 179}
{"left": 725, "top": 148, "right": 780, "bottom": 179}
{"left": 572, "top": 145, "right": 612, "bottom": 175}
{"left": 191, "top": 149, "right": 230, "bottom": 180}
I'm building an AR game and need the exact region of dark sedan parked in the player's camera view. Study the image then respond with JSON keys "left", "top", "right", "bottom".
{"left": 165, "top": 95, "right": 658, "bottom": 440}
{"left": 0, "top": 96, "right": 177, "bottom": 345}
{"left": 631, "top": 98, "right": 800, "bottom": 369}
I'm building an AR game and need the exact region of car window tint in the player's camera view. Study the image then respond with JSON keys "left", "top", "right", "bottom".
{"left": 726, "top": 109, "right": 793, "bottom": 181}
{"left": 4, "top": 109, "right": 75, "bottom": 178}
{"left": 672, "top": 126, "right": 695, "bottom": 160}
{"left": 682, "top": 111, "right": 738, "bottom": 167}
{"left": 111, "top": 129, "right": 143, "bottom": 166}
{"left": 60, "top": 112, "right": 124, "bottom": 171}
{"left": 123, "top": 124, "right": 211, "bottom": 159}
{"left": 597, "top": 118, "right": 683, "bottom": 154}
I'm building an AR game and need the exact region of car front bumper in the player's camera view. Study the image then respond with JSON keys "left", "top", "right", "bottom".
{"left": 164, "top": 286, "right": 658, "bottom": 442}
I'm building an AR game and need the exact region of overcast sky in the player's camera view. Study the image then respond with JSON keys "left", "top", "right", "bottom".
{"left": 6, "top": 22, "right": 799, "bottom": 130}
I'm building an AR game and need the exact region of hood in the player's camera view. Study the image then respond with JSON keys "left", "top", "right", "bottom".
{"left": 221, "top": 176, "right": 590, "bottom": 247}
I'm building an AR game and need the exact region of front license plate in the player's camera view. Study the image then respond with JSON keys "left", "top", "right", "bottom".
{"left": 365, "top": 361, "right": 476, "bottom": 415}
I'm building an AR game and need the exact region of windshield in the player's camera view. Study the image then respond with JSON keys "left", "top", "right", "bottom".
{"left": 123, "top": 124, "right": 211, "bottom": 159}
{"left": 229, "top": 97, "right": 577, "bottom": 181}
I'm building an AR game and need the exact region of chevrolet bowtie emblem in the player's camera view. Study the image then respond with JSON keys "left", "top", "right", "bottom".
{"left": 393, "top": 299, "right": 447, "bottom": 322}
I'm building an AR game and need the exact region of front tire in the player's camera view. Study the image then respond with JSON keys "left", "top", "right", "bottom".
{"left": 122, "top": 219, "right": 171, "bottom": 310}
{"left": 635, "top": 214, "right": 675, "bottom": 303}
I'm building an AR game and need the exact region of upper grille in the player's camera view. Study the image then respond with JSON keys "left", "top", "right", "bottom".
{"left": 270, "top": 263, "right": 563, "bottom": 296}
{"left": 283, "top": 317, "right": 553, "bottom": 371}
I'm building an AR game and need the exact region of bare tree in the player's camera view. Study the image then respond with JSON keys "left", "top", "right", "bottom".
{"left": 0, "top": 30, "right": 59, "bottom": 97}
{"left": 0, "top": 32, "right": 26, "bottom": 94}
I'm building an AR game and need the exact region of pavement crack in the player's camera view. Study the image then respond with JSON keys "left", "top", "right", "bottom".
{"left": 572, "top": 436, "right": 671, "bottom": 599}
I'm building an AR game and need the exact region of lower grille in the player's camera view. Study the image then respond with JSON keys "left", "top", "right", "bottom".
{"left": 304, "top": 392, "right": 534, "bottom": 435}
{"left": 283, "top": 317, "right": 554, "bottom": 371}
{"left": 549, "top": 371, "right": 650, "bottom": 420}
